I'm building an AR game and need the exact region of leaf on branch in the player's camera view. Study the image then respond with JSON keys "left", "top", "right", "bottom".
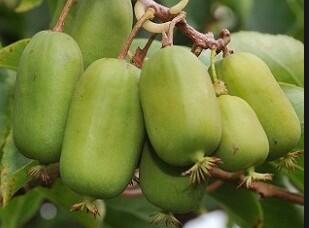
{"left": 208, "top": 183, "right": 264, "bottom": 228}
{"left": 231, "top": 32, "right": 304, "bottom": 87}
{"left": 0, "top": 133, "right": 38, "bottom": 207}
{"left": 280, "top": 83, "right": 304, "bottom": 150}
{"left": 105, "top": 196, "right": 163, "bottom": 228}
{"left": 0, "top": 39, "right": 30, "bottom": 71}
{"left": 0, "top": 70, "right": 15, "bottom": 158}
{"left": 0, "top": 189, "right": 44, "bottom": 228}
{"left": 279, "top": 83, "right": 304, "bottom": 192}
{"left": 37, "top": 180, "right": 104, "bottom": 228}
{"left": 261, "top": 198, "right": 304, "bottom": 228}
{"left": 15, "top": 0, "right": 44, "bottom": 13}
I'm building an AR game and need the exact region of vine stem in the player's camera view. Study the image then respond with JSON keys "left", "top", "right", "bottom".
{"left": 138, "top": 0, "right": 232, "bottom": 54}
{"left": 14, "top": 164, "right": 304, "bottom": 206}
{"left": 53, "top": 0, "right": 76, "bottom": 32}
{"left": 118, "top": 8, "right": 156, "bottom": 60}
{"left": 121, "top": 168, "right": 305, "bottom": 206}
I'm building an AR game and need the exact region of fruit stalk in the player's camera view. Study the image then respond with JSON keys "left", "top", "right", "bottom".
{"left": 162, "top": 12, "right": 186, "bottom": 47}
{"left": 131, "top": 34, "right": 157, "bottom": 68}
{"left": 118, "top": 8, "right": 155, "bottom": 60}
{"left": 53, "top": 0, "right": 76, "bottom": 32}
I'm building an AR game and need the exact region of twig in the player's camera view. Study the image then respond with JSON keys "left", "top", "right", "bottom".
{"left": 121, "top": 168, "right": 304, "bottom": 205}
{"left": 118, "top": 8, "right": 156, "bottom": 60}
{"left": 138, "top": 0, "right": 231, "bottom": 54}
{"left": 206, "top": 180, "right": 224, "bottom": 193}
{"left": 209, "top": 168, "right": 304, "bottom": 205}
{"left": 53, "top": 0, "right": 76, "bottom": 32}
{"left": 162, "top": 12, "right": 186, "bottom": 47}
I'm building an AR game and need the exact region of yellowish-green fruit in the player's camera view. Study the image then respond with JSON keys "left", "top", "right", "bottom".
{"left": 67, "top": 0, "right": 133, "bottom": 67}
{"left": 140, "top": 46, "right": 222, "bottom": 167}
{"left": 60, "top": 59, "right": 144, "bottom": 199}
{"left": 216, "top": 95, "right": 269, "bottom": 171}
{"left": 13, "top": 31, "right": 83, "bottom": 164}
{"left": 140, "top": 143, "right": 205, "bottom": 214}
{"left": 215, "top": 52, "right": 301, "bottom": 160}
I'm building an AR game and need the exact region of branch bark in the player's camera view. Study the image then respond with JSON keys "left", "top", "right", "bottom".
{"left": 122, "top": 168, "right": 304, "bottom": 206}
{"left": 138, "top": 0, "right": 232, "bottom": 55}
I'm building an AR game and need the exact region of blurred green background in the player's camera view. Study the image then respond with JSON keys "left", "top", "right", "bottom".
{"left": 0, "top": 0, "right": 304, "bottom": 228}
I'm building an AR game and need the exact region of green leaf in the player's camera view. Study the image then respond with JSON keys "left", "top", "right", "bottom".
{"left": 261, "top": 198, "right": 304, "bottom": 228}
{"left": 0, "top": 189, "right": 44, "bottom": 228}
{"left": 0, "top": 133, "right": 38, "bottom": 206}
{"left": 286, "top": 156, "right": 304, "bottom": 193}
{"left": 15, "top": 0, "right": 44, "bottom": 13}
{"left": 219, "top": 0, "right": 254, "bottom": 27}
{"left": 37, "top": 180, "right": 103, "bottom": 228}
{"left": 0, "top": 39, "right": 30, "bottom": 71}
{"left": 231, "top": 32, "right": 304, "bottom": 87}
{"left": 0, "top": 70, "right": 15, "bottom": 158}
{"left": 279, "top": 83, "right": 304, "bottom": 192}
{"left": 280, "top": 83, "right": 304, "bottom": 150}
{"left": 209, "top": 183, "right": 264, "bottom": 228}
{"left": 105, "top": 196, "right": 164, "bottom": 228}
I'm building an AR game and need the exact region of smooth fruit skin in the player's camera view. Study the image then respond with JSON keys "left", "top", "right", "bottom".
{"left": 60, "top": 59, "right": 144, "bottom": 199}
{"left": 140, "top": 143, "right": 205, "bottom": 214}
{"left": 216, "top": 95, "right": 269, "bottom": 171}
{"left": 140, "top": 46, "right": 222, "bottom": 167}
{"left": 14, "top": 31, "right": 83, "bottom": 164}
{"left": 68, "top": 0, "right": 133, "bottom": 67}
{"left": 216, "top": 52, "right": 301, "bottom": 160}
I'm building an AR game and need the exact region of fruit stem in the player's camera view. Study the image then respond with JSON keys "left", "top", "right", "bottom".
{"left": 131, "top": 34, "right": 157, "bottom": 68}
{"left": 210, "top": 49, "right": 218, "bottom": 81}
{"left": 118, "top": 8, "right": 155, "bottom": 60}
{"left": 53, "top": 0, "right": 76, "bottom": 32}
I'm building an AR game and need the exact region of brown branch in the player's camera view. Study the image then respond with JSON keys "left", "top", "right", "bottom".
{"left": 209, "top": 168, "right": 304, "bottom": 205}
{"left": 139, "top": 0, "right": 232, "bottom": 54}
{"left": 121, "top": 168, "right": 304, "bottom": 205}
{"left": 53, "top": 0, "right": 76, "bottom": 32}
{"left": 118, "top": 8, "right": 156, "bottom": 60}
{"left": 206, "top": 180, "right": 224, "bottom": 193}
{"left": 162, "top": 12, "right": 186, "bottom": 47}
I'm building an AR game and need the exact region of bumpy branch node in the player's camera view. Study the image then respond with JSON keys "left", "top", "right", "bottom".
{"left": 138, "top": 0, "right": 232, "bottom": 54}
{"left": 135, "top": 1, "right": 171, "bottom": 34}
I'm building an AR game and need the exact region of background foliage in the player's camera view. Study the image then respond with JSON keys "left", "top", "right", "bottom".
{"left": 0, "top": 0, "right": 304, "bottom": 227}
